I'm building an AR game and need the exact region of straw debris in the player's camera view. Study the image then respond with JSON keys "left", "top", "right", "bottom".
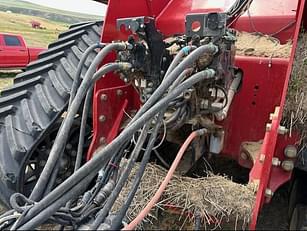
{"left": 283, "top": 32, "right": 307, "bottom": 139}
{"left": 236, "top": 31, "right": 292, "bottom": 58}
{"left": 112, "top": 162, "right": 255, "bottom": 229}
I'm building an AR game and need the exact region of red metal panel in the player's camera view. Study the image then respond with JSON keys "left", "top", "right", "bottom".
{"left": 249, "top": 0, "right": 306, "bottom": 228}
{"left": 156, "top": 0, "right": 298, "bottom": 43}
{"left": 87, "top": 85, "right": 139, "bottom": 160}
{"left": 221, "top": 57, "right": 289, "bottom": 159}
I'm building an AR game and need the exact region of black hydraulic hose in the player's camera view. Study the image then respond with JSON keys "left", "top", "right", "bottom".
{"left": 69, "top": 43, "right": 104, "bottom": 107}
{"left": 73, "top": 144, "right": 127, "bottom": 217}
{"left": 30, "top": 41, "right": 128, "bottom": 201}
{"left": 111, "top": 113, "right": 164, "bottom": 230}
{"left": 36, "top": 62, "right": 129, "bottom": 201}
{"left": 42, "top": 156, "right": 63, "bottom": 198}
{"left": 16, "top": 69, "right": 215, "bottom": 230}
{"left": 112, "top": 66, "right": 192, "bottom": 227}
{"left": 165, "top": 107, "right": 182, "bottom": 127}
{"left": 74, "top": 88, "right": 93, "bottom": 172}
{"left": 10, "top": 193, "right": 34, "bottom": 214}
{"left": 41, "top": 61, "right": 130, "bottom": 204}
{"left": 128, "top": 44, "right": 218, "bottom": 126}
{"left": 111, "top": 66, "right": 197, "bottom": 229}
{"left": 164, "top": 46, "right": 195, "bottom": 78}
{"left": 18, "top": 171, "right": 97, "bottom": 230}
{"left": 169, "top": 68, "right": 193, "bottom": 91}
{"left": 90, "top": 123, "right": 151, "bottom": 229}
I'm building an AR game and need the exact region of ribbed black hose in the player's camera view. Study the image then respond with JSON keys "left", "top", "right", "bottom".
{"left": 30, "top": 42, "right": 128, "bottom": 201}
{"left": 16, "top": 69, "right": 215, "bottom": 230}
{"left": 90, "top": 123, "right": 151, "bottom": 229}
{"left": 68, "top": 43, "right": 104, "bottom": 107}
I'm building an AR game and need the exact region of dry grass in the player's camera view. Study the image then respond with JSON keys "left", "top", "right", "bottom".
{"left": 0, "top": 11, "right": 68, "bottom": 47}
{"left": 0, "top": 78, "right": 13, "bottom": 91}
{"left": 0, "top": 72, "right": 16, "bottom": 92}
{"left": 113, "top": 162, "right": 255, "bottom": 230}
{"left": 283, "top": 32, "right": 307, "bottom": 164}
{"left": 236, "top": 31, "right": 292, "bottom": 58}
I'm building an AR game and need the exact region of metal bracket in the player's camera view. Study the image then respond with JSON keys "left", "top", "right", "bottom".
{"left": 117, "top": 16, "right": 154, "bottom": 33}
{"left": 185, "top": 13, "right": 227, "bottom": 38}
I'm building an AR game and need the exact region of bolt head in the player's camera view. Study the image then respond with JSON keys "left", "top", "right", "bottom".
{"left": 116, "top": 89, "right": 123, "bottom": 96}
{"left": 241, "top": 152, "right": 248, "bottom": 160}
{"left": 259, "top": 154, "right": 266, "bottom": 163}
{"left": 281, "top": 160, "right": 294, "bottom": 172}
{"left": 66, "top": 143, "right": 72, "bottom": 150}
{"left": 100, "top": 94, "right": 107, "bottom": 101}
{"left": 265, "top": 188, "right": 274, "bottom": 197}
{"left": 71, "top": 150, "right": 77, "bottom": 157}
{"left": 99, "top": 137, "right": 106, "bottom": 144}
{"left": 284, "top": 145, "right": 297, "bottom": 158}
{"left": 278, "top": 126, "right": 289, "bottom": 135}
{"left": 99, "top": 115, "right": 106, "bottom": 122}
{"left": 266, "top": 123, "right": 272, "bottom": 132}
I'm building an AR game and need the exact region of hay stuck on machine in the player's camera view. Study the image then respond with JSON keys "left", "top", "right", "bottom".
{"left": 113, "top": 162, "right": 256, "bottom": 229}
{"left": 114, "top": 32, "right": 305, "bottom": 230}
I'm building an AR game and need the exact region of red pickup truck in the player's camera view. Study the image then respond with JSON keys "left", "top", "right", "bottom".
{"left": 0, "top": 33, "right": 46, "bottom": 69}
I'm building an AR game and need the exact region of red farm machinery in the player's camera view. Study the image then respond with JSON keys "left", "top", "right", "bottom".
{"left": 0, "top": 0, "right": 306, "bottom": 230}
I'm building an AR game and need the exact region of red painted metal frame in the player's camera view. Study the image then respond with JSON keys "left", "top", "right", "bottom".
{"left": 88, "top": 0, "right": 306, "bottom": 227}
{"left": 249, "top": 1, "right": 306, "bottom": 229}
{"left": 87, "top": 85, "right": 139, "bottom": 159}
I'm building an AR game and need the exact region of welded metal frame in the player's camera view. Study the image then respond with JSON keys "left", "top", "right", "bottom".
{"left": 88, "top": 0, "right": 306, "bottom": 228}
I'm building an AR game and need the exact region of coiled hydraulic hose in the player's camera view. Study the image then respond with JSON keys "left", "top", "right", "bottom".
{"left": 16, "top": 69, "right": 215, "bottom": 230}
{"left": 30, "top": 42, "right": 129, "bottom": 202}
{"left": 124, "top": 128, "right": 208, "bottom": 230}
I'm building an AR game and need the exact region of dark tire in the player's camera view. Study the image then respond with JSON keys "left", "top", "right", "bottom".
{"left": 290, "top": 204, "right": 307, "bottom": 230}
{"left": 289, "top": 170, "right": 307, "bottom": 230}
{"left": 0, "top": 21, "right": 102, "bottom": 207}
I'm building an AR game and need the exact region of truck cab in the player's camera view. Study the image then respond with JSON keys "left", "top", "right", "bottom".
{"left": 0, "top": 33, "right": 45, "bottom": 69}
